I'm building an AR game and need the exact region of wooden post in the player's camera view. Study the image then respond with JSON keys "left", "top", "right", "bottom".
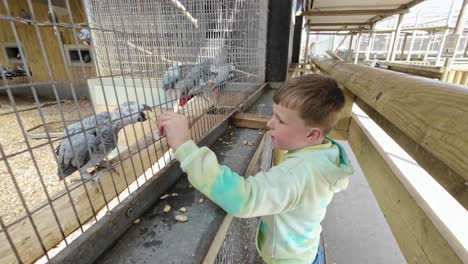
{"left": 390, "top": 13, "right": 405, "bottom": 61}
{"left": 346, "top": 34, "right": 354, "bottom": 62}
{"left": 354, "top": 33, "right": 362, "bottom": 64}
{"left": 365, "top": 24, "right": 375, "bottom": 60}
{"left": 436, "top": 0, "right": 456, "bottom": 66}
{"left": 442, "top": 0, "right": 468, "bottom": 81}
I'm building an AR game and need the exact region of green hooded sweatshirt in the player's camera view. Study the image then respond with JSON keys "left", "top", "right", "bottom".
{"left": 175, "top": 137, "right": 353, "bottom": 264}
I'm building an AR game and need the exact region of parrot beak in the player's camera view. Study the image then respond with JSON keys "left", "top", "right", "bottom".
{"left": 137, "top": 104, "right": 152, "bottom": 122}
{"left": 140, "top": 104, "right": 152, "bottom": 112}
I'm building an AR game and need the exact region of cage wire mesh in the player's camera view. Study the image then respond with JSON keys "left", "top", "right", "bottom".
{"left": 0, "top": 0, "right": 267, "bottom": 262}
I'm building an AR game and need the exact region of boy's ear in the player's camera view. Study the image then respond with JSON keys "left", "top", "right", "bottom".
{"left": 305, "top": 126, "right": 323, "bottom": 143}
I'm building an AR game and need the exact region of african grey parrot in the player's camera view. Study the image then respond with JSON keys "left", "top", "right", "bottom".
{"left": 175, "top": 59, "right": 215, "bottom": 106}
{"left": 163, "top": 61, "right": 182, "bottom": 91}
{"left": 56, "top": 101, "right": 151, "bottom": 181}
{"left": 19, "top": 9, "right": 31, "bottom": 24}
{"left": 179, "top": 62, "right": 235, "bottom": 106}
{"left": 208, "top": 63, "right": 235, "bottom": 89}
{"left": 78, "top": 28, "right": 92, "bottom": 46}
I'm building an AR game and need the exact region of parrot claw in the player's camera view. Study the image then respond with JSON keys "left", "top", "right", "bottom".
{"left": 97, "top": 160, "right": 120, "bottom": 176}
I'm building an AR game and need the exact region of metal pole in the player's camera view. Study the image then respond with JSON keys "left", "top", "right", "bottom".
{"left": 390, "top": 13, "right": 405, "bottom": 61}
{"left": 406, "top": 11, "right": 420, "bottom": 61}
{"left": 464, "top": 37, "right": 468, "bottom": 57}
{"left": 304, "top": 25, "right": 310, "bottom": 63}
{"left": 424, "top": 30, "right": 435, "bottom": 61}
{"left": 354, "top": 33, "right": 362, "bottom": 64}
{"left": 401, "top": 33, "right": 409, "bottom": 60}
{"left": 365, "top": 24, "right": 375, "bottom": 60}
{"left": 347, "top": 34, "right": 354, "bottom": 62}
{"left": 386, "top": 32, "right": 394, "bottom": 61}
{"left": 436, "top": 0, "right": 457, "bottom": 66}
{"left": 442, "top": 0, "right": 468, "bottom": 81}
{"left": 417, "top": 32, "right": 425, "bottom": 59}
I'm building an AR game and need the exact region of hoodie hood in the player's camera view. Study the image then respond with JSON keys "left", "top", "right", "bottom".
{"left": 288, "top": 137, "right": 353, "bottom": 193}
{"left": 322, "top": 137, "right": 353, "bottom": 192}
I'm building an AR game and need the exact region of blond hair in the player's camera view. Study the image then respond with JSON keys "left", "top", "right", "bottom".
{"left": 273, "top": 74, "right": 345, "bottom": 135}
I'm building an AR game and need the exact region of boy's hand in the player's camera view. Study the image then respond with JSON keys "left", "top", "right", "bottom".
{"left": 157, "top": 112, "right": 191, "bottom": 151}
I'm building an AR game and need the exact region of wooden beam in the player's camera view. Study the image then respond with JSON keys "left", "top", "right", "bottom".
{"left": 365, "top": 60, "right": 445, "bottom": 79}
{"left": 300, "top": 9, "right": 405, "bottom": 16}
{"left": 308, "top": 28, "right": 370, "bottom": 32}
{"left": 0, "top": 97, "right": 213, "bottom": 264}
{"left": 348, "top": 116, "right": 463, "bottom": 263}
{"left": 287, "top": 68, "right": 314, "bottom": 72}
{"left": 310, "top": 57, "right": 468, "bottom": 209}
{"left": 310, "top": 33, "right": 353, "bottom": 36}
{"left": 306, "top": 22, "right": 371, "bottom": 27}
{"left": 355, "top": 98, "right": 468, "bottom": 210}
{"left": 231, "top": 112, "right": 271, "bottom": 130}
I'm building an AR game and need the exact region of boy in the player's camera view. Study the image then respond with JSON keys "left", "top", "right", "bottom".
{"left": 157, "top": 74, "right": 353, "bottom": 264}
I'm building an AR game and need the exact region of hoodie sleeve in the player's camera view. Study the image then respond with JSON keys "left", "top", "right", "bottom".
{"left": 175, "top": 140, "right": 303, "bottom": 218}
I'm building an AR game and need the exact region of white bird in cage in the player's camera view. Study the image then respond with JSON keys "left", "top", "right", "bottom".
{"left": 55, "top": 101, "right": 152, "bottom": 182}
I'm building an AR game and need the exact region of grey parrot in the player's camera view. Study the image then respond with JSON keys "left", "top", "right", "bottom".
{"left": 208, "top": 63, "right": 235, "bottom": 89}
{"left": 78, "top": 28, "right": 92, "bottom": 46}
{"left": 19, "top": 9, "right": 31, "bottom": 24}
{"left": 163, "top": 61, "right": 182, "bottom": 91}
{"left": 175, "top": 59, "right": 214, "bottom": 106}
{"left": 56, "top": 101, "right": 151, "bottom": 181}
{"left": 179, "top": 62, "right": 235, "bottom": 106}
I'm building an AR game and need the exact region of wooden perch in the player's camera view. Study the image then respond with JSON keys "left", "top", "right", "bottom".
{"left": 231, "top": 112, "right": 271, "bottom": 130}
{"left": 232, "top": 69, "right": 258, "bottom": 78}
{"left": 0, "top": 96, "right": 213, "bottom": 264}
{"left": 169, "top": 0, "right": 198, "bottom": 28}
{"left": 127, "top": 41, "right": 153, "bottom": 55}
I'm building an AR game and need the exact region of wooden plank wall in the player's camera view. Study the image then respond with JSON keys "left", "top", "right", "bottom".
{"left": 0, "top": 0, "right": 96, "bottom": 85}
{"left": 348, "top": 117, "right": 462, "bottom": 264}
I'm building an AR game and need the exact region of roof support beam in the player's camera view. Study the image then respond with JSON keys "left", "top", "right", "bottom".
{"left": 299, "top": 9, "right": 405, "bottom": 16}
{"left": 305, "top": 22, "right": 371, "bottom": 27}
{"left": 308, "top": 28, "right": 370, "bottom": 32}
{"left": 389, "top": 13, "right": 405, "bottom": 61}
{"left": 367, "top": 0, "right": 423, "bottom": 24}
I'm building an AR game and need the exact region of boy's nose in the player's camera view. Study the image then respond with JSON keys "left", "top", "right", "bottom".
{"left": 266, "top": 118, "right": 274, "bottom": 130}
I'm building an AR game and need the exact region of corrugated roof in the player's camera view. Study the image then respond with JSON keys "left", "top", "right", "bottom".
{"left": 299, "top": 0, "right": 424, "bottom": 32}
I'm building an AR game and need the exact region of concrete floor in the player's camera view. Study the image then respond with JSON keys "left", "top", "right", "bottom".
{"left": 322, "top": 140, "right": 407, "bottom": 264}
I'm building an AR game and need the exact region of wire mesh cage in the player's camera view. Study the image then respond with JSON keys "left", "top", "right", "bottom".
{"left": 0, "top": 0, "right": 267, "bottom": 262}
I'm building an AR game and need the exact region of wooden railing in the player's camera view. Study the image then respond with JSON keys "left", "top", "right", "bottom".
{"left": 362, "top": 59, "right": 468, "bottom": 85}
{"left": 310, "top": 57, "right": 468, "bottom": 263}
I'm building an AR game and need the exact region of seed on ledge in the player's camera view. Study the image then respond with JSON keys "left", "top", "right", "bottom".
{"left": 175, "top": 215, "right": 188, "bottom": 222}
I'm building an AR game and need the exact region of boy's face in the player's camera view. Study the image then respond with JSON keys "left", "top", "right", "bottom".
{"left": 267, "top": 103, "right": 320, "bottom": 150}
